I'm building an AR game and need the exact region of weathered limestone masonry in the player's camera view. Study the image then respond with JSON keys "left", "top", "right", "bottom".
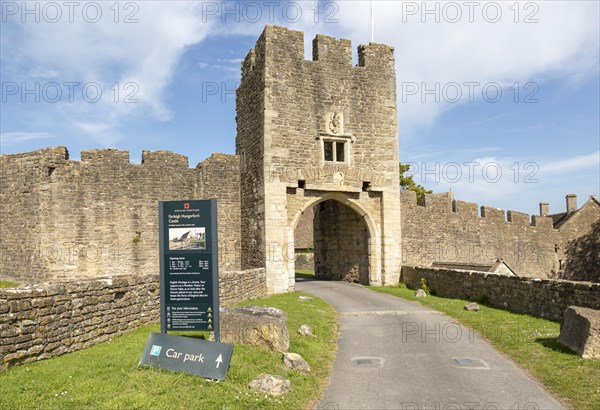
{"left": 0, "top": 147, "right": 243, "bottom": 282}
{"left": 400, "top": 190, "right": 600, "bottom": 280}
{"left": 402, "top": 266, "right": 600, "bottom": 321}
{"left": 219, "top": 268, "right": 267, "bottom": 307}
{"left": 314, "top": 200, "right": 369, "bottom": 283}
{"left": 237, "top": 26, "right": 401, "bottom": 293}
{"left": 0, "top": 275, "right": 159, "bottom": 371}
{"left": 0, "top": 269, "right": 266, "bottom": 370}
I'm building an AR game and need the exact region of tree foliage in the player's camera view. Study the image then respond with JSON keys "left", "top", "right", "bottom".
{"left": 400, "top": 163, "right": 432, "bottom": 202}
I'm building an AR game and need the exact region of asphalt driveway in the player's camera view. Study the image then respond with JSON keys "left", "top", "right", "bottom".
{"left": 296, "top": 279, "right": 564, "bottom": 410}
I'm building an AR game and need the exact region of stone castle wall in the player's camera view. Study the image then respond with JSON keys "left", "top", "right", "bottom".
{"left": 400, "top": 190, "right": 556, "bottom": 277}
{"left": 0, "top": 147, "right": 242, "bottom": 283}
{"left": 0, "top": 268, "right": 266, "bottom": 371}
{"left": 402, "top": 265, "right": 600, "bottom": 321}
{"left": 400, "top": 190, "right": 600, "bottom": 280}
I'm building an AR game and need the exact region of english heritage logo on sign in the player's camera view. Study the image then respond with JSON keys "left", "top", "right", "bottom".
{"left": 139, "top": 332, "right": 233, "bottom": 380}
{"left": 158, "top": 200, "right": 219, "bottom": 337}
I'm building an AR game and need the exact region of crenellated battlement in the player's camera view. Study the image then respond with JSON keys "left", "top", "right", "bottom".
{"left": 141, "top": 150, "right": 189, "bottom": 168}
{"left": 453, "top": 199, "right": 478, "bottom": 217}
{"left": 81, "top": 149, "right": 130, "bottom": 164}
{"left": 400, "top": 189, "right": 565, "bottom": 277}
{"left": 312, "top": 34, "right": 352, "bottom": 66}
{"left": 241, "top": 25, "right": 395, "bottom": 80}
{"left": 481, "top": 206, "right": 505, "bottom": 222}
{"left": 507, "top": 210, "right": 529, "bottom": 225}
{"left": 400, "top": 190, "right": 555, "bottom": 229}
{"left": 357, "top": 43, "right": 395, "bottom": 68}
{"left": 0, "top": 146, "right": 69, "bottom": 165}
{"left": 0, "top": 146, "right": 201, "bottom": 170}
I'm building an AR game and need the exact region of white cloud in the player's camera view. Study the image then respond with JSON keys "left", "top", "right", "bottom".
{"left": 28, "top": 68, "right": 61, "bottom": 79}
{"left": 328, "top": 1, "right": 599, "bottom": 137}
{"left": 540, "top": 151, "right": 600, "bottom": 175}
{"left": 408, "top": 150, "right": 599, "bottom": 214}
{"left": 2, "top": 2, "right": 214, "bottom": 144}
{"left": 197, "top": 58, "right": 243, "bottom": 73}
{"left": 1, "top": 132, "right": 53, "bottom": 146}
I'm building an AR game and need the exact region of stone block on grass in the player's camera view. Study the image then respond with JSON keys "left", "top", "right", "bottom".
{"left": 557, "top": 306, "right": 600, "bottom": 359}
{"left": 248, "top": 374, "right": 291, "bottom": 396}
{"left": 464, "top": 302, "right": 480, "bottom": 312}
{"left": 298, "top": 324, "right": 315, "bottom": 337}
{"left": 283, "top": 352, "right": 310, "bottom": 373}
{"left": 220, "top": 305, "right": 289, "bottom": 353}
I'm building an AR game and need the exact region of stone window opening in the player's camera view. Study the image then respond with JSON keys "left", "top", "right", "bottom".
{"left": 362, "top": 181, "right": 371, "bottom": 192}
{"left": 298, "top": 180, "right": 306, "bottom": 189}
{"left": 323, "top": 139, "right": 347, "bottom": 163}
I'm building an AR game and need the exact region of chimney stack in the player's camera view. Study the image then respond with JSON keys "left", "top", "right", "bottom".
{"left": 566, "top": 194, "right": 577, "bottom": 213}
{"left": 539, "top": 202, "right": 549, "bottom": 216}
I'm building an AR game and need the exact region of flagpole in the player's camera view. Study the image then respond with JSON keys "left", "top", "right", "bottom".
{"left": 370, "top": 0, "right": 374, "bottom": 43}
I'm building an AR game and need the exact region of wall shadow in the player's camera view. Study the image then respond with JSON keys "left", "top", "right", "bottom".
{"left": 561, "top": 219, "right": 600, "bottom": 282}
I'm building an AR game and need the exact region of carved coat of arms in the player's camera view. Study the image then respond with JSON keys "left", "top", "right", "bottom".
{"left": 328, "top": 112, "right": 342, "bottom": 135}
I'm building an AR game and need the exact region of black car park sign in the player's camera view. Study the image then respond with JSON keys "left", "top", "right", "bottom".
{"left": 139, "top": 332, "right": 233, "bottom": 381}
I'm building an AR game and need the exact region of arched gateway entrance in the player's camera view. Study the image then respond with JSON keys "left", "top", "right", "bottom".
{"left": 287, "top": 192, "right": 382, "bottom": 289}
{"left": 235, "top": 26, "right": 401, "bottom": 294}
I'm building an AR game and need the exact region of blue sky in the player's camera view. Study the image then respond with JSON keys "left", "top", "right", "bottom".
{"left": 1, "top": 1, "right": 599, "bottom": 216}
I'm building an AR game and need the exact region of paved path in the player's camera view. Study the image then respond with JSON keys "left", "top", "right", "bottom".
{"left": 296, "top": 279, "right": 565, "bottom": 410}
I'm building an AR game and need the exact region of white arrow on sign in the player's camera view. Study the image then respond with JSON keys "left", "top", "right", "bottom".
{"left": 215, "top": 354, "right": 223, "bottom": 369}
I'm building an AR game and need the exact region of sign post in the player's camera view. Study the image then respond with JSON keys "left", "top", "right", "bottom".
{"left": 158, "top": 199, "right": 220, "bottom": 341}
{"left": 141, "top": 199, "right": 233, "bottom": 380}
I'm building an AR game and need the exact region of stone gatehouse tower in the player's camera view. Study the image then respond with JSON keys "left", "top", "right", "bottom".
{"left": 236, "top": 26, "right": 401, "bottom": 293}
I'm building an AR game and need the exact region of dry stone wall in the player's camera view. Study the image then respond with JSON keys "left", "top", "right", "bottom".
{"left": 401, "top": 265, "right": 600, "bottom": 321}
{"left": 0, "top": 148, "right": 242, "bottom": 283}
{"left": 0, "top": 275, "right": 159, "bottom": 371}
{"left": 0, "top": 268, "right": 266, "bottom": 370}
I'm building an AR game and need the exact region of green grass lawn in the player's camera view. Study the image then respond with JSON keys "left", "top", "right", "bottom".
{"left": 0, "top": 291, "right": 337, "bottom": 409}
{"left": 370, "top": 284, "right": 600, "bottom": 410}
{"left": 294, "top": 269, "right": 316, "bottom": 279}
{"left": 0, "top": 280, "right": 20, "bottom": 289}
